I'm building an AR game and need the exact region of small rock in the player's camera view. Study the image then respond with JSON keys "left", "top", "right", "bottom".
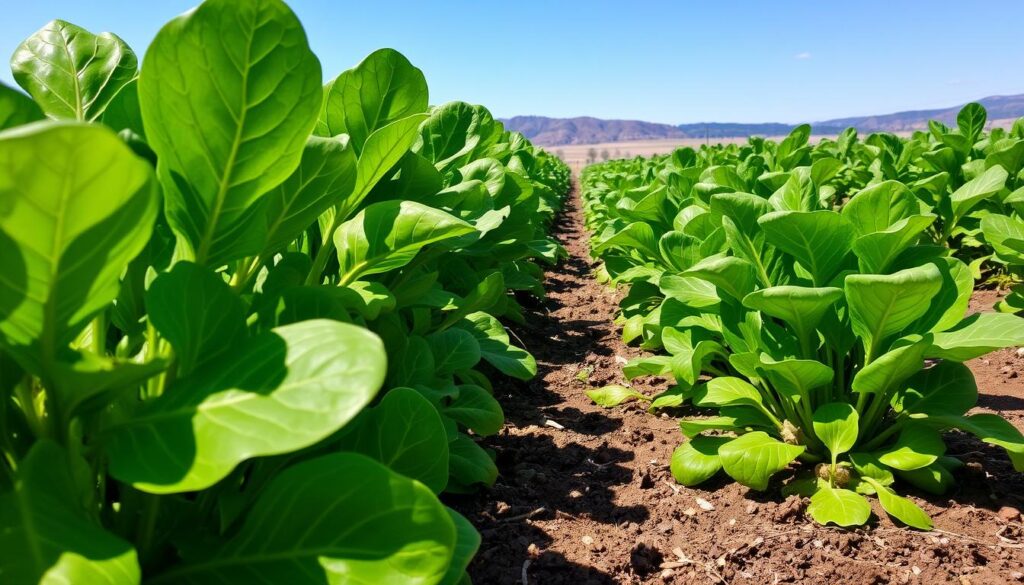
{"left": 1010, "top": 571, "right": 1023, "bottom": 581}
{"left": 495, "top": 501, "right": 510, "bottom": 515}
{"left": 683, "top": 507, "right": 697, "bottom": 516}
{"left": 745, "top": 502, "right": 758, "bottom": 514}
{"left": 912, "top": 566, "right": 922, "bottom": 576}
{"left": 569, "top": 489, "right": 583, "bottom": 498}
{"left": 997, "top": 505, "right": 1021, "bottom": 522}
{"left": 527, "top": 543, "right": 540, "bottom": 558}
{"left": 581, "top": 535, "right": 594, "bottom": 547}
{"left": 657, "top": 521, "right": 674, "bottom": 534}
{"left": 812, "top": 539, "right": 823, "bottom": 548}
{"left": 661, "top": 568, "right": 675, "bottom": 580}
{"left": 695, "top": 497, "right": 715, "bottom": 511}
{"left": 1016, "top": 347, "right": 1024, "bottom": 358}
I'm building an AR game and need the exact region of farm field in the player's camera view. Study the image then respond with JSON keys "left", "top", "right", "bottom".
{"left": 3, "top": 1, "right": 1024, "bottom": 585}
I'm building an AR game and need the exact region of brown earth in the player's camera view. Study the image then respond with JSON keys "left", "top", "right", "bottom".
{"left": 448, "top": 190, "right": 1024, "bottom": 585}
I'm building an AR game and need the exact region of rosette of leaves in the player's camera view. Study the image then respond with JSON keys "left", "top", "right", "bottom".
{"left": 0, "top": 1, "right": 569, "bottom": 583}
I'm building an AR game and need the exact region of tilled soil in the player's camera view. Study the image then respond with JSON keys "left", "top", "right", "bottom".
{"left": 448, "top": 190, "right": 1024, "bottom": 585}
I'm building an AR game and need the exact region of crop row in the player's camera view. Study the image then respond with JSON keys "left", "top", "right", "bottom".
{"left": 0, "top": 1, "right": 570, "bottom": 583}
{"left": 581, "top": 104, "right": 1024, "bottom": 529}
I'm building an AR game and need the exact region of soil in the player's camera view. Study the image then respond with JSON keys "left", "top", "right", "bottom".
{"left": 448, "top": 189, "right": 1024, "bottom": 585}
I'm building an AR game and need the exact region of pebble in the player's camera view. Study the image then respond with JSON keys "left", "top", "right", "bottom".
{"left": 1016, "top": 347, "right": 1024, "bottom": 357}
{"left": 997, "top": 505, "right": 1021, "bottom": 521}
{"left": 581, "top": 535, "right": 594, "bottom": 546}
{"left": 746, "top": 502, "right": 759, "bottom": 514}
{"left": 661, "top": 568, "right": 675, "bottom": 580}
{"left": 527, "top": 543, "right": 540, "bottom": 558}
{"left": 695, "top": 497, "right": 715, "bottom": 511}
{"left": 1010, "top": 571, "right": 1024, "bottom": 581}
{"left": 912, "top": 566, "right": 922, "bottom": 576}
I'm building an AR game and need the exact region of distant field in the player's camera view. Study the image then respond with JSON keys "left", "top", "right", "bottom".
{"left": 551, "top": 118, "right": 1019, "bottom": 170}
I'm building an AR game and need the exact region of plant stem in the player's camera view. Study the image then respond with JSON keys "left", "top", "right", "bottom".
{"left": 92, "top": 313, "right": 106, "bottom": 355}
{"left": 136, "top": 493, "right": 161, "bottom": 564}
{"left": 860, "top": 416, "right": 905, "bottom": 451}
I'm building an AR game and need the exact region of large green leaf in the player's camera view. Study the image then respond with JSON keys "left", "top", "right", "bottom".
{"left": 341, "top": 387, "right": 449, "bottom": 494}
{"left": 343, "top": 113, "right": 430, "bottom": 217}
{"left": 877, "top": 424, "right": 945, "bottom": 471}
{"left": 139, "top": 0, "right": 322, "bottom": 266}
{"left": 11, "top": 20, "right": 137, "bottom": 121}
{"left": 147, "top": 262, "right": 247, "bottom": 377}
{"left": 759, "top": 210, "right": 854, "bottom": 285}
{"left": 845, "top": 264, "right": 943, "bottom": 358}
{"left": 317, "top": 48, "right": 428, "bottom": 152}
{"left": 807, "top": 487, "right": 871, "bottom": 527}
{"left": 852, "top": 214, "right": 936, "bottom": 274}
{"left": 105, "top": 320, "right": 386, "bottom": 493}
{"left": 335, "top": 200, "right": 476, "bottom": 284}
{"left": 670, "top": 435, "right": 729, "bottom": 486}
{"left": 0, "top": 122, "right": 157, "bottom": 371}
{"left": 147, "top": 453, "right": 455, "bottom": 585}
{"left": 893, "top": 361, "right": 977, "bottom": 417}
{"left": 448, "top": 434, "right": 498, "bottom": 490}
{"left": 950, "top": 164, "right": 1007, "bottom": 224}
{"left": 427, "top": 329, "right": 482, "bottom": 375}
{"left": 742, "top": 286, "right": 842, "bottom": 343}
{"left": 850, "top": 338, "right": 928, "bottom": 395}
{"left": 261, "top": 135, "right": 357, "bottom": 257}
{"left": 929, "top": 413, "right": 1024, "bottom": 471}
{"left": 758, "top": 356, "right": 833, "bottom": 405}
{"left": 718, "top": 431, "right": 804, "bottom": 490}
{"left": 0, "top": 441, "right": 140, "bottom": 585}
{"left": 693, "top": 377, "right": 763, "bottom": 409}
{"left": 927, "top": 312, "right": 1024, "bottom": 361}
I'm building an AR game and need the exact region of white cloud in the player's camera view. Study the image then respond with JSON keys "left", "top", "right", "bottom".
{"left": 794, "top": 52, "right": 812, "bottom": 60}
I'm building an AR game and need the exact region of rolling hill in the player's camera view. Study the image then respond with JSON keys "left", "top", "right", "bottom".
{"left": 502, "top": 94, "right": 1024, "bottom": 146}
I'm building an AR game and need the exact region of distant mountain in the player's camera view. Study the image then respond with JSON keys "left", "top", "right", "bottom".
{"left": 501, "top": 94, "right": 1024, "bottom": 146}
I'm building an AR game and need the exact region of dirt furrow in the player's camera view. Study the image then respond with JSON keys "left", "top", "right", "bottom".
{"left": 449, "top": 188, "right": 1024, "bottom": 585}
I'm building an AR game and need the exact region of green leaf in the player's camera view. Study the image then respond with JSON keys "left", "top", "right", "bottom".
{"left": 12, "top": 20, "right": 137, "bottom": 121}
{"left": 807, "top": 487, "right": 871, "bottom": 527}
{"left": 812, "top": 402, "right": 859, "bottom": 461}
{"left": 927, "top": 312, "right": 1024, "bottom": 361}
{"left": 317, "top": 48, "right": 428, "bottom": 151}
{"left": 428, "top": 329, "right": 482, "bottom": 375}
{"left": 893, "top": 361, "right": 977, "bottom": 417}
{"left": 850, "top": 338, "right": 928, "bottom": 395}
{"left": 950, "top": 165, "right": 1007, "bottom": 224}
{"left": 261, "top": 135, "right": 357, "bottom": 257}
{"left": 742, "top": 286, "right": 843, "bottom": 342}
{"left": 593, "top": 222, "right": 659, "bottom": 258}
{"left": 0, "top": 441, "right": 140, "bottom": 585}
{"left": 456, "top": 312, "right": 535, "bottom": 380}
{"left": 852, "top": 215, "right": 936, "bottom": 274}
{"left": 862, "top": 477, "right": 933, "bottom": 530}
{"left": 758, "top": 356, "right": 833, "bottom": 405}
{"left": 148, "top": 453, "right": 455, "bottom": 585}
{"left": 335, "top": 200, "right": 475, "bottom": 283}
{"left": 957, "top": 102, "right": 987, "bottom": 141}
{"left": 929, "top": 413, "right": 1024, "bottom": 471}
{"left": 587, "top": 384, "right": 648, "bottom": 407}
{"left": 105, "top": 320, "right": 386, "bottom": 493}
{"left": 877, "top": 424, "right": 945, "bottom": 471}
{"left": 344, "top": 113, "right": 429, "bottom": 216}
{"left": 659, "top": 274, "right": 720, "bottom": 308}
{"left": 341, "top": 387, "right": 449, "bottom": 494}
{"left": 671, "top": 435, "right": 730, "bottom": 486}
{"left": 848, "top": 452, "right": 894, "bottom": 485}
{"left": 718, "top": 431, "right": 805, "bottom": 490}
{"left": 147, "top": 262, "right": 246, "bottom": 377}
{"left": 139, "top": 0, "right": 322, "bottom": 266}
{"left": 439, "top": 508, "right": 481, "bottom": 585}
{"left": 448, "top": 434, "right": 498, "bottom": 490}
{"left": 443, "top": 385, "right": 504, "bottom": 437}
{"left": 0, "top": 122, "right": 157, "bottom": 371}
{"left": 982, "top": 213, "right": 1024, "bottom": 264}
{"left": 0, "top": 81, "right": 44, "bottom": 130}
{"left": 684, "top": 255, "right": 758, "bottom": 300}
{"left": 845, "top": 264, "right": 943, "bottom": 357}
{"left": 759, "top": 210, "right": 854, "bottom": 285}
{"left": 694, "top": 377, "right": 763, "bottom": 409}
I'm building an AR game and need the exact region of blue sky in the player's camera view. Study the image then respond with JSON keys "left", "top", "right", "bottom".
{"left": 3, "top": 1, "right": 1023, "bottom": 124}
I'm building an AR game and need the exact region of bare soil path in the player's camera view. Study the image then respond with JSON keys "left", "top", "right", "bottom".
{"left": 448, "top": 189, "right": 1024, "bottom": 585}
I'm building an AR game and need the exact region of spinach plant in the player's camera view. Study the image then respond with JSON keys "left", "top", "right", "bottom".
{"left": 0, "top": 1, "right": 569, "bottom": 583}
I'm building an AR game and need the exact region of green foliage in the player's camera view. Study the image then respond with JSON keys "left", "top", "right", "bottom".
{"left": 0, "top": 1, "right": 570, "bottom": 582}
{"left": 582, "top": 108, "right": 1024, "bottom": 529}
